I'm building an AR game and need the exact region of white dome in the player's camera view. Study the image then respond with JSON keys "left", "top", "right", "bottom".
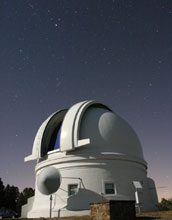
{"left": 79, "top": 106, "right": 144, "bottom": 160}
{"left": 25, "top": 100, "right": 144, "bottom": 162}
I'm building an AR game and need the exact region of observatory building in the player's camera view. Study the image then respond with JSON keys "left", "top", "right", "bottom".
{"left": 22, "top": 100, "right": 158, "bottom": 217}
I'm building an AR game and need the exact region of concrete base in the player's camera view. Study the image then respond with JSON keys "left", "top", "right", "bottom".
{"left": 90, "top": 200, "right": 136, "bottom": 220}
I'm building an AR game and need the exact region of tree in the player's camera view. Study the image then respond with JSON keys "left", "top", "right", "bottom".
{"left": 159, "top": 198, "right": 172, "bottom": 211}
{"left": 0, "top": 178, "right": 34, "bottom": 216}
{"left": 4, "top": 184, "right": 19, "bottom": 212}
{"left": 0, "top": 178, "right": 5, "bottom": 208}
{"left": 22, "top": 187, "right": 35, "bottom": 201}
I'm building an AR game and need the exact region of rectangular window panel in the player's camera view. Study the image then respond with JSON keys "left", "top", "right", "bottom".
{"left": 105, "top": 183, "right": 115, "bottom": 194}
{"left": 68, "top": 184, "right": 78, "bottom": 196}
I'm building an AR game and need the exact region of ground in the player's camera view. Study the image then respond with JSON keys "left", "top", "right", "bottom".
{"left": 35, "top": 211, "right": 172, "bottom": 220}
{"left": 9, "top": 211, "right": 172, "bottom": 220}
{"left": 136, "top": 211, "right": 172, "bottom": 219}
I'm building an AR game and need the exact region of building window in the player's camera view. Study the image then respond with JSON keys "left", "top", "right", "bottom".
{"left": 105, "top": 183, "right": 115, "bottom": 194}
{"left": 68, "top": 184, "right": 78, "bottom": 196}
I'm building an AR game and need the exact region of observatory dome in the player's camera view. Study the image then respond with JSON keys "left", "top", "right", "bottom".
{"left": 25, "top": 100, "right": 144, "bottom": 163}
{"left": 22, "top": 100, "right": 159, "bottom": 218}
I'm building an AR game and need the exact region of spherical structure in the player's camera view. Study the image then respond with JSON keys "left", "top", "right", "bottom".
{"left": 22, "top": 100, "right": 158, "bottom": 218}
{"left": 37, "top": 167, "right": 61, "bottom": 195}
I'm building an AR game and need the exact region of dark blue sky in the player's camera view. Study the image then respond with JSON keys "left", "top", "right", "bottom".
{"left": 0, "top": 0, "right": 171, "bottom": 200}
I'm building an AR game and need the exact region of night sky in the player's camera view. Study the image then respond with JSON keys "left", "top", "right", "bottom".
{"left": 0, "top": 0, "right": 171, "bottom": 201}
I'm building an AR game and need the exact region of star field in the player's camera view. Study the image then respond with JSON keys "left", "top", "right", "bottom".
{"left": 0, "top": 0, "right": 172, "bottom": 200}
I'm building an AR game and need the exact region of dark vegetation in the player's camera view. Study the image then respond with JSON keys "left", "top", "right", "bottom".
{"left": 158, "top": 198, "right": 172, "bottom": 211}
{"left": 0, "top": 178, "right": 34, "bottom": 216}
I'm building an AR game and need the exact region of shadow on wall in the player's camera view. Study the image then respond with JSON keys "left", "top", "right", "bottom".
{"left": 66, "top": 188, "right": 103, "bottom": 211}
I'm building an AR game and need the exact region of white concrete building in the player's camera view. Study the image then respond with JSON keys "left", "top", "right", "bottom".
{"left": 22, "top": 100, "right": 158, "bottom": 217}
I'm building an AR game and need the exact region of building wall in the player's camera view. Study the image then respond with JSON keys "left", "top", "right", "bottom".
{"left": 21, "top": 196, "right": 34, "bottom": 217}
{"left": 24, "top": 151, "right": 158, "bottom": 218}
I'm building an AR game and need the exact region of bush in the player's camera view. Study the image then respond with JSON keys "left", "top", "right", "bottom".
{"left": 159, "top": 198, "right": 172, "bottom": 211}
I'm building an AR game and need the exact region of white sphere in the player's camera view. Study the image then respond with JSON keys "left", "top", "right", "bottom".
{"left": 37, "top": 167, "right": 61, "bottom": 195}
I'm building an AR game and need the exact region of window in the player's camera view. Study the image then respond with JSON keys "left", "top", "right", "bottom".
{"left": 68, "top": 184, "right": 78, "bottom": 196}
{"left": 105, "top": 183, "right": 115, "bottom": 194}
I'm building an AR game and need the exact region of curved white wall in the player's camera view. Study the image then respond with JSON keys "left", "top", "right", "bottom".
{"left": 26, "top": 150, "right": 157, "bottom": 217}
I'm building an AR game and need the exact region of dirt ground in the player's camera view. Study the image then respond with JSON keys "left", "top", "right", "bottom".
{"left": 136, "top": 211, "right": 172, "bottom": 219}
{"left": 56, "top": 211, "right": 172, "bottom": 219}
{"left": 12, "top": 211, "right": 172, "bottom": 220}
{"left": 34, "top": 211, "right": 172, "bottom": 220}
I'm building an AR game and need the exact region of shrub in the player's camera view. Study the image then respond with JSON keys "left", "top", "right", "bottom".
{"left": 159, "top": 198, "right": 172, "bottom": 211}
